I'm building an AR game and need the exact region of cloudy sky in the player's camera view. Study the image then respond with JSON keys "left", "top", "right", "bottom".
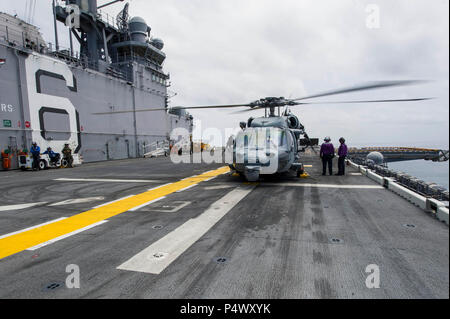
{"left": 4, "top": 0, "right": 449, "bottom": 148}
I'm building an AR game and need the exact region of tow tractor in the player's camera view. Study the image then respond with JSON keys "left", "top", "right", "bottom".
{"left": 18, "top": 152, "right": 82, "bottom": 170}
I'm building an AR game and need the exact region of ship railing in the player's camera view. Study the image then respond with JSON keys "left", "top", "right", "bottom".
{"left": 0, "top": 24, "right": 47, "bottom": 52}
{"left": 96, "top": 9, "right": 118, "bottom": 30}
{"left": 48, "top": 48, "right": 135, "bottom": 82}
{"left": 34, "top": 38, "right": 134, "bottom": 82}
{"left": 0, "top": 24, "right": 82, "bottom": 62}
{"left": 349, "top": 147, "right": 441, "bottom": 153}
{"left": 360, "top": 161, "right": 449, "bottom": 201}
{"left": 348, "top": 147, "right": 449, "bottom": 162}
{"left": 143, "top": 140, "right": 170, "bottom": 158}
{"left": 0, "top": 26, "right": 133, "bottom": 83}
{"left": 114, "top": 52, "right": 165, "bottom": 75}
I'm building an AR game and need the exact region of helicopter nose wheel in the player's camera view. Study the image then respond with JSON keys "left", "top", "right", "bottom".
{"left": 296, "top": 164, "right": 305, "bottom": 177}
{"left": 244, "top": 168, "right": 260, "bottom": 182}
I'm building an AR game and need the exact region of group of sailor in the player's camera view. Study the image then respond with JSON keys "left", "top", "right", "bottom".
{"left": 319, "top": 137, "right": 348, "bottom": 176}
{"left": 29, "top": 142, "right": 74, "bottom": 171}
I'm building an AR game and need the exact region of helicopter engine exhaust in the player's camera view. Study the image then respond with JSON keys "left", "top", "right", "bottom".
{"left": 287, "top": 115, "right": 300, "bottom": 129}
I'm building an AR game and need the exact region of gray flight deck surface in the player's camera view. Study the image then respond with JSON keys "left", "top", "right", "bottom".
{"left": 0, "top": 155, "right": 448, "bottom": 299}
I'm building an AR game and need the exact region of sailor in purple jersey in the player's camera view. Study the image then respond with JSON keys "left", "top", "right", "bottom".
{"left": 320, "top": 136, "right": 335, "bottom": 175}
{"left": 337, "top": 137, "right": 348, "bottom": 175}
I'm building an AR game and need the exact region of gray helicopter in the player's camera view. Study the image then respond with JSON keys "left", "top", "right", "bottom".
{"left": 94, "top": 80, "right": 431, "bottom": 181}
{"left": 225, "top": 102, "right": 312, "bottom": 181}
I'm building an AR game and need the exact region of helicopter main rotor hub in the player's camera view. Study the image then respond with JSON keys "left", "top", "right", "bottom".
{"left": 247, "top": 97, "right": 297, "bottom": 116}
{"left": 249, "top": 97, "right": 293, "bottom": 108}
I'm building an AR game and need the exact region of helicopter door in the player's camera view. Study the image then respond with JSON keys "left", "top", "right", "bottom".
{"left": 288, "top": 131, "right": 297, "bottom": 153}
{"left": 286, "top": 130, "right": 296, "bottom": 164}
{"left": 286, "top": 130, "right": 294, "bottom": 151}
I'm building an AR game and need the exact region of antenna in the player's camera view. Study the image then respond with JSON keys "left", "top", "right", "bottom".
{"left": 30, "top": 0, "right": 36, "bottom": 25}
{"left": 52, "top": 0, "right": 59, "bottom": 51}
{"left": 25, "top": 0, "right": 31, "bottom": 23}
{"left": 116, "top": 2, "right": 129, "bottom": 32}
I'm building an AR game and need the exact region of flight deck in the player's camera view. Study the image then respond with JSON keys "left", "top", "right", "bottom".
{"left": 0, "top": 155, "right": 448, "bottom": 298}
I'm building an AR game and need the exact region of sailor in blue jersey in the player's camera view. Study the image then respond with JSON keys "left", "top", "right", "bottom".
{"left": 43, "top": 147, "right": 60, "bottom": 165}
{"left": 30, "top": 142, "right": 41, "bottom": 171}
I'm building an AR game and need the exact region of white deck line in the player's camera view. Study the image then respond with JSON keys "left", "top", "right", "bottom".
{"left": 128, "top": 197, "right": 166, "bottom": 212}
{"left": 49, "top": 197, "right": 105, "bottom": 206}
{"left": 147, "top": 183, "right": 173, "bottom": 191}
{"left": 0, "top": 202, "right": 47, "bottom": 212}
{"left": 265, "top": 183, "right": 383, "bottom": 189}
{"left": 26, "top": 220, "right": 109, "bottom": 251}
{"left": 93, "top": 195, "right": 135, "bottom": 208}
{"left": 175, "top": 184, "right": 198, "bottom": 192}
{"left": 53, "top": 178, "right": 161, "bottom": 183}
{"left": 0, "top": 217, "right": 68, "bottom": 239}
{"left": 203, "top": 176, "right": 219, "bottom": 182}
{"left": 117, "top": 186, "right": 254, "bottom": 274}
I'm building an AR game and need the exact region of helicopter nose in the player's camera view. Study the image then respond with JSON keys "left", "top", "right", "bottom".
{"left": 241, "top": 150, "right": 273, "bottom": 164}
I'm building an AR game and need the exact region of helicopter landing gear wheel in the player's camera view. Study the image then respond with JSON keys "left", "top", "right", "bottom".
{"left": 244, "top": 169, "right": 260, "bottom": 182}
{"left": 296, "top": 164, "right": 305, "bottom": 177}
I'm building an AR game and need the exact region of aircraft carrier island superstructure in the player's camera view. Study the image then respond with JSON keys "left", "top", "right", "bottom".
{"left": 0, "top": 0, "right": 193, "bottom": 169}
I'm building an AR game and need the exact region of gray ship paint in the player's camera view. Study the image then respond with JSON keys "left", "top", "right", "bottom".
{"left": 0, "top": 5, "right": 193, "bottom": 169}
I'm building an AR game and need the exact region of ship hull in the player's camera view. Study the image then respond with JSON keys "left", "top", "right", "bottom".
{"left": 0, "top": 44, "right": 191, "bottom": 169}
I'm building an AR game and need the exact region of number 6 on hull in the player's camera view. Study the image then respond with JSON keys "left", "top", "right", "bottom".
{"left": 24, "top": 53, "right": 81, "bottom": 154}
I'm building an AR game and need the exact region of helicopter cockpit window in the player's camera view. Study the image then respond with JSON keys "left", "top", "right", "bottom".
{"left": 235, "top": 127, "right": 286, "bottom": 150}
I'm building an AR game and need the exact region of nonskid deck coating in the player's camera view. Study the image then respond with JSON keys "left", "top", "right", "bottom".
{"left": 0, "top": 155, "right": 448, "bottom": 298}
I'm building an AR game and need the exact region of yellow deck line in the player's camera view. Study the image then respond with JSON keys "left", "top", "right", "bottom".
{"left": 0, "top": 166, "right": 230, "bottom": 260}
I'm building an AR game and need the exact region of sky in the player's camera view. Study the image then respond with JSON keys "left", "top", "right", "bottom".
{"left": 3, "top": 0, "right": 449, "bottom": 148}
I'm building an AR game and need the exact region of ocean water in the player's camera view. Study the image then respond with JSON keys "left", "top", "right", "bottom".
{"left": 387, "top": 160, "right": 449, "bottom": 190}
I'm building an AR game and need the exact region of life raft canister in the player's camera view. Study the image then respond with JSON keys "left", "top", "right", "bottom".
{"left": 1, "top": 150, "right": 11, "bottom": 170}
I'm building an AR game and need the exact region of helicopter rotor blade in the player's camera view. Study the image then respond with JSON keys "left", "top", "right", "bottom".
{"left": 92, "top": 103, "right": 253, "bottom": 115}
{"left": 174, "top": 103, "right": 253, "bottom": 110}
{"left": 93, "top": 80, "right": 431, "bottom": 115}
{"left": 232, "top": 97, "right": 433, "bottom": 113}
{"left": 293, "top": 97, "right": 434, "bottom": 105}
{"left": 291, "top": 80, "right": 429, "bottom": 102}
{"left": 93, "top": 108, "right": 166, "bottom": 115}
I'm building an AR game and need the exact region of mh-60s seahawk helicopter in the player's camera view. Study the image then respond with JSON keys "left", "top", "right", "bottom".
{"left": 94, "top": 80, "right": 431, "bottom": 181}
